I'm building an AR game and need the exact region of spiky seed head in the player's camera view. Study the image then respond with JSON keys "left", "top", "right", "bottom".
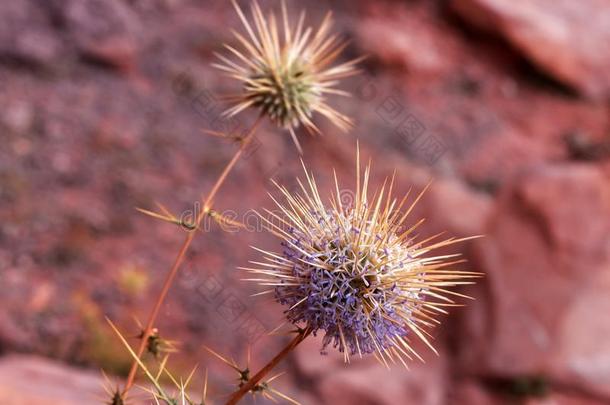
{"left": 214, "top": 0, "right": 361, "bottom": 152}
{"left": 243, "top": 155, "right": 479, "bottom": 365}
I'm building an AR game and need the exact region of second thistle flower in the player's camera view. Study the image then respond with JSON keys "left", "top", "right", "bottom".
{"left": 214, "top": 0, "right": 361, "bottom": 152}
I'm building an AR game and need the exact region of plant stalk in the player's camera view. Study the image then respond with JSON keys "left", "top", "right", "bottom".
{"left": 121, "top": 115, "right": 264, "bottom": 396}
{"left": 225, "top": 328, "right": 311, "bottom": 405}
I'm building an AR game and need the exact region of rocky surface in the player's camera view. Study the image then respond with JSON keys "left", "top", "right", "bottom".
{"left": 1, "top": 0, "right": 609, "bottom": 404}
{"left": 457, "top": 165, "right": 610, "bottom": 399}
{"left": 452, "top": 0, "right": 610, "bottom": 99}
{"left": 0, "top": 355, "right": 109, "bottom": 405}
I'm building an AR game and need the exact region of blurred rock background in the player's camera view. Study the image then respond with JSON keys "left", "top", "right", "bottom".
{"left": 0, "top": 0, "right": 609, "bottom": 404}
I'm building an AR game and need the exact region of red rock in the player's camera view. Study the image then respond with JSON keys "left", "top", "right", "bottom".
{"left": 0, "top": 355, "right": 200, "bottom": 404}
{"left": 61, "top": 0, "right": 139, "bottom": 71}
{"left": 449, "top": 381, "right": 506, "bottom": 405}
{"left": 317, "top": 355, "right": 446, "bottom": 405}
{"left": 459, "top": 128, "right": 564, "bottom": 188}
{"left": 355, "top": 3, "right": 453, "bottom": 74}
{"left": 517, "top": 165, "right": 610, "bottom": 272}
{"left": 451, "top": 0, "right": 610, "bottom": 99}
{"left": 456, "top": 164, "right": 610, "bottom": 399}
{"left": 295, "top": 333, "right": 448, "bottom": 405}
{"left": 557, "top": 269, "right": 610, "bottom": 398}
{"left": 526, "top": 392, "right": 610, "bottom": 405}
{"left": 0, "top": 1, "right": 65, "bottom": 68}
{"left": 423, "top": 178, "right": 492, "bottom": 238}
{"left": 80, "top": 37, "right": 137, "bottom": 72}
{"left": 293, "top": 334, "right": 346, "bottom": 377}
{"left": 357, "top": 19, "right": 443, "bottom": 74}
{"left": 0, "top": 355, "right": 108, "bottom": 405}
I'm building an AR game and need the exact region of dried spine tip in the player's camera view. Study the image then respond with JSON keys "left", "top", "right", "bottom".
{"left": 244, "top": 156, "right": 479, "bottom": 365}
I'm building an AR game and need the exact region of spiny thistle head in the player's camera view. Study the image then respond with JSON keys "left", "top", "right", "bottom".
{"left": 214, "top": 0, "right": 361, "bottom": 152}
{"left": 243, "top": 153, "right": 479, "bottom": 365}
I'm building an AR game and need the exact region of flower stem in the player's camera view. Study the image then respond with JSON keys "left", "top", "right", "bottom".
{"left": 121, "top": 115, "right": 264, "bottom": 396}
{"left": 225, "top": 328, "right": 311, "bottom": 405}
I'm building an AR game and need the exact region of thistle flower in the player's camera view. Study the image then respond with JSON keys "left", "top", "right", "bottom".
{"left": 243, "top": 154, "right": 479, "bottom": 365}
{"left": 214, "top": 0, "right": 361, "bottom": 152}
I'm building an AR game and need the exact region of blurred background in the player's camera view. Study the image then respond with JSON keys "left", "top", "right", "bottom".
{"left": 1, "top": 0, "right": 609, "bottom": 404}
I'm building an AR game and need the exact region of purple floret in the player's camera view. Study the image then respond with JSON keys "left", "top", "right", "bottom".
{"left": 275, "top": 222, "right": 411, "bottom": 356}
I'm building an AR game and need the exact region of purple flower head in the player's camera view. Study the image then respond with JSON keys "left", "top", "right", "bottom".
{"left": 244, "top": 157, "right": 478, "bottom": 365}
